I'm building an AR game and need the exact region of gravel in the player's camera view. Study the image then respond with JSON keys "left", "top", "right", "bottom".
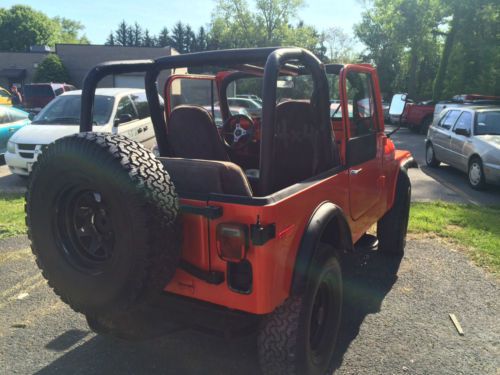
{"left": 0, "top": 236, "right": 498, "bottom": 375}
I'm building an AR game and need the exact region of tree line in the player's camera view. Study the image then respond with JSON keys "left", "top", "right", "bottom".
{"left": 1, "top": 1, "right": 498, "bottom": 100}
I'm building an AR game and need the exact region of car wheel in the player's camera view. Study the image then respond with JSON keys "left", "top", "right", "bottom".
{"left": 26, "top": 133, "right": 182, "bottom": 316}
{"left": 377, "top": 170, "right": 411, "bottom": 256}
{"left": 425, "top": 143, "right": 440, "bottom": 167}
{"left": 468, "top": 157, "right": 486, "bottom": 190}
{"left": 258, "top": 244, "right": 342, "bottom": 375}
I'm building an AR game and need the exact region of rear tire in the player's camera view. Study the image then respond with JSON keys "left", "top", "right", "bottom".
{"left": 377, "top": 171, "right": 411, "bottom": 256}
{"left": 258, "top": 244, "right": 342, "bottom": 375}
{"left": 26, "top": 133, "right": 182, "bottom": 316}
{"left": 468, "top": 157, "right": 486, "bottom": 190}
{"left": 425, "top": 143, "right": 440, "bottom": 167}
{"left": 420, "top": 117, "right": 432, "bottom": 135}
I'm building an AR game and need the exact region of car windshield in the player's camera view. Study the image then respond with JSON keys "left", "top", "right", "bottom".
{"left": 475, "top": 111, "right": 500, "bottom": 135}
{"left": 32, "top": 95, "right": 115, "bottom": 125}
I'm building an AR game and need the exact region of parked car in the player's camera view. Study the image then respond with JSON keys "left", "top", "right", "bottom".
{"left": 0, "top": 106, "right": 30, "bottom": 157}
{"left": 382, "top": 101, "right": 391, "bottom": 123}
{"left": 227, "top": 97, "right": 262, "bottom": 117}
{"left": 0, "top": 86, "right": 12, "bottom": 106}
{"left": 5, "top": 88, "right": 155, "bottom": 176}
{"left": 236, "top": 94, "right": 262, "bottom": 103}
{"left": 426, "top": 106, "right": 500, "bottom": 189}
{"left": 433, "top": 94, "right": 500, "bottom": 120}
{"left": 23, "top": 83, "right": 76, "bottom": 114}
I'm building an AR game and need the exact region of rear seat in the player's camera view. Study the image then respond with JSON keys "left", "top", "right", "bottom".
{"left": 158, "top": 157, "right": 253, "bottom": 197}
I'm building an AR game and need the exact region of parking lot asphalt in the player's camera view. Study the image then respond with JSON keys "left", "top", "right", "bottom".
{"left": 0, "top": 236, "right": 498, "bottom": 375}
{"left": 389, "top": 126, "right": 500, "bottom": 206}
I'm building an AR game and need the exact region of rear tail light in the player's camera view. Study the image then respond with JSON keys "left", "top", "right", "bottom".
{"left": 216, "top": 223, "right": 248, "bottom": 262}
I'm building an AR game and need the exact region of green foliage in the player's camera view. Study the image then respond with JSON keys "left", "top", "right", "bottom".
{"left": 0, "top": 193, "right": 25, "bottom": 239}
{"left": 409, "top": 202, "right": 500, "bottom": 274}
{"left": 0, "top": 5, "right": 89, "bottom": 51}
{"left": 33, "top": 54, "right": 70, "bottom": 83}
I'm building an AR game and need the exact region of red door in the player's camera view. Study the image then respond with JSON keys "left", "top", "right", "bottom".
{"left": 341, "top": 66, "right": 383, "bottom": 221}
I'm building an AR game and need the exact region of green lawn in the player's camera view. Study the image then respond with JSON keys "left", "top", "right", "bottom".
{"left": 0, "top": 193, "right": 498, "bottom": 274}
{"left": 0, "top": 193, "right": 26, "bottom": 239}
{"left": 409, "top": 201, "right": 500, "bottom": 275}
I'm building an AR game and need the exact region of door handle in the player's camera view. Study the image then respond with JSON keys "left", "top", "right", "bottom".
{"left": 143, "top": 126, "right": 148, "bottom": 131}
{"left": 137, "top": 128, "right": 143, "bottom": 133}
{"left": 350, "top": 168, "right": 363, "bottom": 176}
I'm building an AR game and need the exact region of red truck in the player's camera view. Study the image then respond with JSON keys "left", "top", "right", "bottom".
{"left": 401, "top": 100, "right": 436, "bottom": 134}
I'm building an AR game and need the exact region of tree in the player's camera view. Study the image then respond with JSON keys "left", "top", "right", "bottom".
{"left": 105, "top": 32, "right": 115, "bottom": 46}
{"left": 53, "top": 17, "right": 89, "bottom": 44}
{"left": 143, "top": 29, "right": 156, "bottom": 47}
{"left": 0, "top": 5, "right": 60, "bottom": 51}
{"left": 114, "top": 20, "right": 129, "bottom": 46}
{"left": 33, "top": 54, "right": 70, "bottom": 83}
{"left": 323, "top": 26, "right": 357, "bottom": 63}
{"left": 131, "top": 22, "right": 143, "bottom": 47}
{"left": 157, "top": 27, "right": 171, "bottom": 47}
{"left": 170, "top": 22, "right": 188, "bottom": 52}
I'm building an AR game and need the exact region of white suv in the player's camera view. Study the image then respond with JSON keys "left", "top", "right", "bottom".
{"left": 6, "top": 88, "right": 157, "bottom": 176}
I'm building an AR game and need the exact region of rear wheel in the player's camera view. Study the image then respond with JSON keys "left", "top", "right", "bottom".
{"left": 377, "top": 171, "right": 411, "bottom": 256}
{"left": 468, "top": 157, "right": 486, "bottom": 190}
{"left": 258, "top": 244, "right": 342, "bottom": 375}
{"left": 26, "top": 133, "right": 182, "bottom": 316}
{"left": 425, "top": 143, "right": 440, "bottom": 167}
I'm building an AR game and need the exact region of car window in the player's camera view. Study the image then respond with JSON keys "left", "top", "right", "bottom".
{"left": 453, "top": 112, "right": 472, "bottom": 132}
{"left": 64, "top": 85, "right": 76, "bottom": 92}
{"left": 475, "top": 111, "right": 500, "bottom": 136}
{"left": 115, "top": 96, "right": 138, "bottom": 122}
{"left": 0, "top": 89, "right": 10, "bottom": 98}
{"left": 130, "top": 92, "right": 150, "bottom": 119}
{"left": 439, "top": 110, "right": 460, "bottom": 130}
{"left": 346, "top": 71, "right": 376, "bottom": 137}
{"left": 54, "top": 87, "right": 64, "bottom": 96}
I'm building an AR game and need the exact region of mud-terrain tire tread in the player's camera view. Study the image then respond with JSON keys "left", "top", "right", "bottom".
{"left": 25, "top": 132, "right": 181, "bottom": 315}
{"left": 258, "top": 244, "right": 342, "bottom": 375}
{"left": 377, "top": 170, "right": 411, "bottom": 255}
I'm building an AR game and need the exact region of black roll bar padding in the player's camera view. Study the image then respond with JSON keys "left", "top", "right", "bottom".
{"left": 259, "top": 48, "right": 334, "bottom": 195}
{"left": 80, "top": 60, "right": 154, "bottom": 132}
{"left": 145, "top": 67, "right": 170, "bottom": 156}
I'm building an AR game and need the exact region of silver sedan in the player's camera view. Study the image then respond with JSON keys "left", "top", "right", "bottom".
{"left": 425, "top": 106, "right": 500, "bottom": 190}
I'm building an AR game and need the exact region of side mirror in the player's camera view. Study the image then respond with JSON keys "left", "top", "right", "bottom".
{"left": 455, "top": 128, "right": 470, "bottom": 137}
{"left": 389, "top": 93, "right": 407, "bottom": 117}
{"left": 114, "top": 113, "right": 133, "bottom": 126}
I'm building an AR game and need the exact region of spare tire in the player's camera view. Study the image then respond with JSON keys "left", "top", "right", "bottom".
{"left": 26, "top": 133, "right": 182, "bottom": 315}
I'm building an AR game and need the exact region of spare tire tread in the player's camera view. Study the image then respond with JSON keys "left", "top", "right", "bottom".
{"left": 26, "top": 133, "right": 181, "bottom": 315}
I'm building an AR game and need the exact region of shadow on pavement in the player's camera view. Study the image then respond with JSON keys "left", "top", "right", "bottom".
{"left": 35, "top": 251, "right": 401, "bottom": 375}
{"left": 332, "top": 250, "right": 402, "bottom": 371}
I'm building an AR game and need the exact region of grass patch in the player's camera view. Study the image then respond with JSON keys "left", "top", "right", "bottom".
{"left": 409, "top": 201, "right": 500, "bottom": 274}
{"left": 0, "top": 193, "right": 26, "bottom": 239}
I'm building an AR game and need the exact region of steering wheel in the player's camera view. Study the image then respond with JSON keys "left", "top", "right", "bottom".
{"left": 222, "top": 114, "right": 256, "bottom": 150}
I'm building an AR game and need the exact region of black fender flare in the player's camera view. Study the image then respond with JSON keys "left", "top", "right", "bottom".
{"left": 290, "top": 201, "right": 352, "bottom": 296}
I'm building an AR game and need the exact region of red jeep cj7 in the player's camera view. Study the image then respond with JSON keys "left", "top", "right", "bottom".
{"left": 26, "top": 47, "right": 414, "bottom": 375}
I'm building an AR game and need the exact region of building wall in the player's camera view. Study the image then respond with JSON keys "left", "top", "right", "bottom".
{"left": 56, "top": 44, "right": 178, "bottom": 93}
{"left": 0, "top": 52, "right": 49, "bottom": 88}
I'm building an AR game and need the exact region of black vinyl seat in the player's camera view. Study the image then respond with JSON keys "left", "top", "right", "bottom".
{"left": 168, "top": 105, "right": 229, "bottom": 161}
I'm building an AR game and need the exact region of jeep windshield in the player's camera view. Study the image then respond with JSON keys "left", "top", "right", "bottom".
{"left": 475, "top": 110, "right": 500, "bottom": 135}
{"left": 32, "top": 95, "right": 115, "bottom": 125}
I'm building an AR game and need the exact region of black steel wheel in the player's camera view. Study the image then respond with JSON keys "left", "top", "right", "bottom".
{"left": 26, "top": 133, "right": 181, "bottom": 315}
{"left": 258, "top": 244, "right": 342, "bottom": 375}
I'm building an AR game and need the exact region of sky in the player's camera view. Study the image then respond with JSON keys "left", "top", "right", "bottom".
{"left": 1, "top": 0, "right": 364, "bottom": 44}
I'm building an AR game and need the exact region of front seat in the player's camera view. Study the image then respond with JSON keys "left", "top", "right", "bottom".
{"left": 168, "top": 105, "right": 229, "bottom": 161}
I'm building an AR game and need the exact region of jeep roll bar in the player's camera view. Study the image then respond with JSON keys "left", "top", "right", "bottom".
{"left": 80, "top": 47, "right": 336, "bottom": 196}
